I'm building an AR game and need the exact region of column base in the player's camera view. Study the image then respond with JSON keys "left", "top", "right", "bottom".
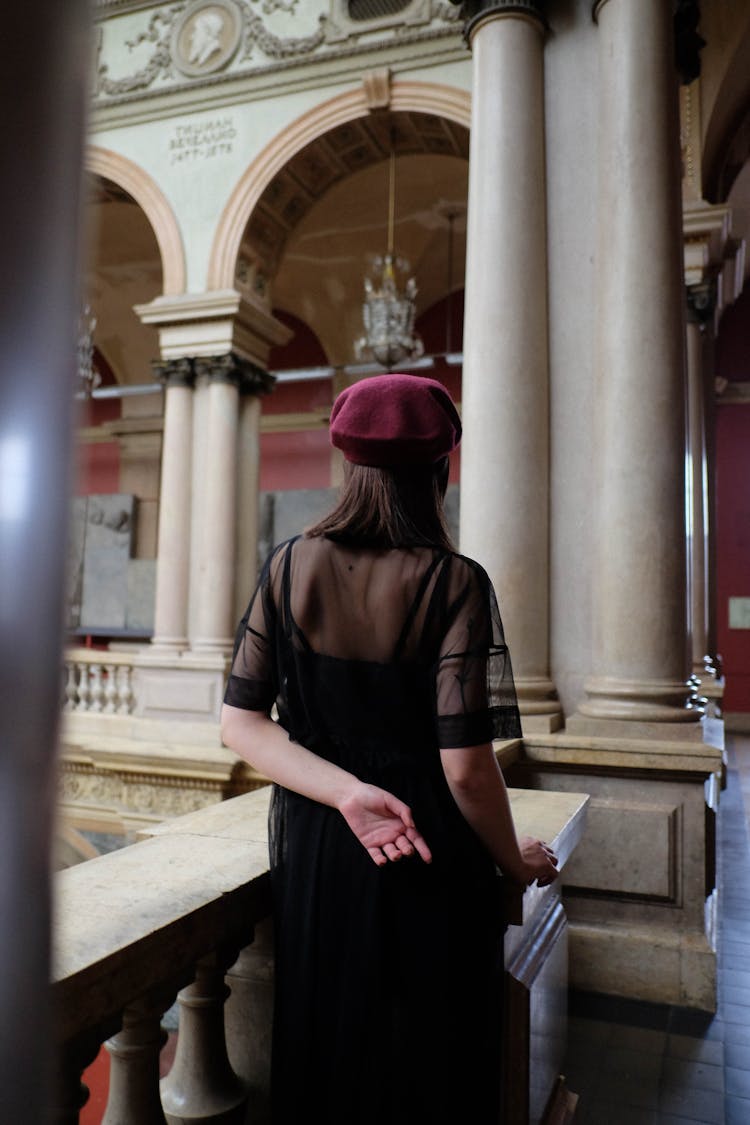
{"left": 568, "top": 921, "right": 717, "bottom": 1012}
{"left": 516, "top": 677, "right": 564, "bottom": 733}
{"left": 505, "top": 731, "right": 723, "bottom": 1013}
{"left": 566, "top": 712, "right": 707, "bottom": 743}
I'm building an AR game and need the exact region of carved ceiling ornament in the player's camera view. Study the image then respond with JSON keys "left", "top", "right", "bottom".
{"left": 95, "top": 0, "right": 459, "bottom": 101}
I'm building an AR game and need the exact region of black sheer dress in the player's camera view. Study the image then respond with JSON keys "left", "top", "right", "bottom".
{"left": 224, "top": 534, "right": 521, "bottom": 1124}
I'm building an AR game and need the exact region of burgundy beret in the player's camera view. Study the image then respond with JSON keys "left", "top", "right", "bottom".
{"left": 329, "top": 373, "right": 462, "bottom": 467}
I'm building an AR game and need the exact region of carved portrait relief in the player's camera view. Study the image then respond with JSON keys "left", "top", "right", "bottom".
{"left": 172, "top": 0, "right": 243, "bottom": 77}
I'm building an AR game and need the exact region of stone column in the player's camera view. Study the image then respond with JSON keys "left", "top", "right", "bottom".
{"left": 151, "top": 358, "right": 194, "bottom": 650}
{"left": 190, "top": 354, "right": 245, "bottom": 653}
{"left": 458, "top": 0, "right": 561, "bottom": 731}
{"left": 685, "top": 284, "right": 715, "bottom": 685}
{"left": 234, "top": 365, "right": 274, "bottom": 622}
{"left": 569, "top": 0, "right": 699, "bottom": 737}
{"left": 0, "top": 3, "right": 89, "bottom": 1119}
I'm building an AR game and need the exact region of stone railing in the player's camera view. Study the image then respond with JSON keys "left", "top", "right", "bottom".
{"left": 53, "top": 787, "right": 275, "bottom": 1125}
{"left": 53, "top": 778, "right": 588, "bottom": 1124}
{"left": 64, "top": 648, "right": 135, "bottom": 714}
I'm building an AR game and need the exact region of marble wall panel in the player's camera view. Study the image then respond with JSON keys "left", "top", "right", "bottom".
{"left": 561, "top": 797, "right": 679, "bottom": 900}
{"left": 79, "top": 495, "right": 134, "bottom": 629}
{"left": 126, "top": 559, "right": 156, "bottom": 630}
{"left": 67, "top": 497, "right": 88, "bottom": 628}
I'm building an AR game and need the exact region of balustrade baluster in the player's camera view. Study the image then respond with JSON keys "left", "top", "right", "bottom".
{"left": 75, "top": 663, "right": 91, "bottom": 711}
{"left": 64, "top": 663, "right": 78, "bottom": 711}
{"left": 117, "top": 664, "right": 134, "bottom": 714}
{"left": 103, "top": 663, "right": 118, "bottom": 713}
{"left": 89, "top": 663, "right": 105, "bottom": 712}
{"left": 224, "top": 920, "right": 273, "bottom": 1122}
{"left": 161, "top": 949, "right": 247, "bottom": 1125}
{"left": 102, "top": 992, "right": 173, "bottom": 1125}
{"left": 54, "top": 1034, "right": 102, "bottom": 1125}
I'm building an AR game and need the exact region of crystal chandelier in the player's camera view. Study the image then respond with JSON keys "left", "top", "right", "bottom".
{"left": 77, "top": 304, "right": 101, "bottom": 397}
{"left": 355, "top": 145, "right": 423, "bottom": 369}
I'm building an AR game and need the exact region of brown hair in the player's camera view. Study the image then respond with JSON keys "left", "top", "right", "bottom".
{"left": 306, "top": 458, "right": 454, "bottom": 550}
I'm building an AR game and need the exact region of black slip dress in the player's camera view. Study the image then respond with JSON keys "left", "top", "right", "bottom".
{"left": 224, "top": 535, "right": 521, "bottom": 1124}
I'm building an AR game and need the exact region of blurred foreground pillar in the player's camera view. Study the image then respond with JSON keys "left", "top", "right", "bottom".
{"left": 0, "top": 3, "right": 90, "bottom": 1121}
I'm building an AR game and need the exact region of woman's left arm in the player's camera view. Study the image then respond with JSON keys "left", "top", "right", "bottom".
{"left": 221, "top": 705, "right": 432, "bottom": 866}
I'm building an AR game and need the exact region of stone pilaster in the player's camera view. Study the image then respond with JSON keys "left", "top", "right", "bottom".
{"left": 568, "top": 0, "right": 701, "bottom": 739}
{"left": 457, "top": 0, "right": 562, "bottom": 732}
{"left": 151, "top": 357, "right": 194, "bottom": 651}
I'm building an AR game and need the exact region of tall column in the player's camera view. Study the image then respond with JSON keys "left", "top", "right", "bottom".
{"left": 458, "top": 0, "right": 561, "bottom": 732}
{"left": 151, "top": 358, "right": 194, "bottom": 650}
{"left": 685, "top": 284, "right": 715, "bottom": 684}
{"left": 569, "top": 0, "right": 698, "bottom": 737}
{"left": 190, "top": 355, "right": 244, "bottom": 653}
{"left": 0, "top": 3, "right": 89, "bottom": 1119}
{"left": 234, "top": 366, "right": 274, "bottom": 622}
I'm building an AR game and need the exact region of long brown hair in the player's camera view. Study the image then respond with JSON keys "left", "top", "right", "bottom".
{"left": 306, "top": 458, "right": 453, "bottom": 550}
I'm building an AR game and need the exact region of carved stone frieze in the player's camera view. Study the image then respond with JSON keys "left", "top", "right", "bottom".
{"left": 60, "top": 755, "right": 264, "bottom": 820}
{"left": 94, "top": 0, "right": 461, "bottom": 105}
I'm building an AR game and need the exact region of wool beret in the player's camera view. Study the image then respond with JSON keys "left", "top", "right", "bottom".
{"left": 329, "top": 373, "right": 462, "bottom": 467}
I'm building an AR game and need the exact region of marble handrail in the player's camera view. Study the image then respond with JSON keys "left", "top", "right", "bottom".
{"left": 52, "top": 783, "right": 589, "bottom": 1123}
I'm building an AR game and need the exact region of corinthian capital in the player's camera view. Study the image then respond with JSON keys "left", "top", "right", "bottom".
{"left": 449, "top": 0, "right": 546, "bottom": 43}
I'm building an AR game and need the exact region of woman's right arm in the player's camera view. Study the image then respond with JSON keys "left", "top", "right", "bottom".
{"left": 440, "top": 742, "right": 558, "bottom": 886}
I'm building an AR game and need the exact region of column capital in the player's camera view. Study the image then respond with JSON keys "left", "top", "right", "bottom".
{"left": 193, "top": 351, "right": 275, "bottom": 396}
{"left": 450, "top": 0, "right": 546, "bottom": 45}
{"left": 153, "top": 356, "right": 195, "bottom": 388}
{"left": 686, "top": 280, "right": 716, "bottom": 327}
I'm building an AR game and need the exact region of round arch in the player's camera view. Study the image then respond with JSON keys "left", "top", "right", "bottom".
{"left": 85, "top": 146, "right": 186, "bottom": 295}
{"left": 207, "top": 81, "right": 471, "bottom": 291}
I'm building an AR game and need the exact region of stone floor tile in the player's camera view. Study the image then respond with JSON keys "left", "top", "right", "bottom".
{"left": 665, "top": 1035, "right": 724, "bottom": 1066}
{"left": 602, "top": 1046, "right": 663, "bottom": 1081}
{"left": 726, "top": 1064, "right": 750, "bottom": 1099}
{"left": 725, "top": 1094, "right": 750, "bottom": 1125}
{"left": 724, "top": 1040, "right": 750, "bottom": 1070}
{"left": 660, "top": 1057, "right": 724, "bottom": 1093}
{"left": 723, "top": 1003, "right": 750, "bottom": 1027}
{"left": 594, "top": 1066, "right": 660, "bottom": 1109}
{"left": 657, "top": 1085, "right": 724, "bottom": 1123}
{"left": 610, "top": 1025, "right": 668, "bottom": 1053}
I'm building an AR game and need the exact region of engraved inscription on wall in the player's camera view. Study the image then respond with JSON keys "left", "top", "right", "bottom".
{"left": 168, "top": 116, "right": 237, "bottom": 164}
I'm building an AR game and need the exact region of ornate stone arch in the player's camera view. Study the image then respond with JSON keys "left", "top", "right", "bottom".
{"left": 85, "top": 146, "right": 186, "bottom": 295}
{"left": 207, "top": 81, "right": 471, "bottom": 291}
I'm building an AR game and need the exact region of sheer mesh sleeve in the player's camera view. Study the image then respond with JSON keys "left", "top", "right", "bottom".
{"left": 435, "top": 557, "right": 521, "bottom": 747}
{"left": 223, "top": 544, "right": 284, "bottom": 712}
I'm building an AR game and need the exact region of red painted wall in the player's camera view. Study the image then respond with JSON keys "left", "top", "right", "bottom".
{"left": 715, "top": 283, "right": 750, "bottom": 712}
{"left": 262, "top": 311, "right": 332, "bottom": 490}
{"left": 74, "top": 349, "right": 121, "bottom": 495}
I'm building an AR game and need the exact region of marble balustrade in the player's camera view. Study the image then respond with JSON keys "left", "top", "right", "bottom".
{"left": 53, "top": 780, "right": 588, "bottom": 1125}
{"left": 64, "top": 648, "right": 136, "bottom": 715}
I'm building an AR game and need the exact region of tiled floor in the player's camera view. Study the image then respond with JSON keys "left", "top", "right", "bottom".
{"left": 562, "top": 734, "right": 750, "bottom": 1124}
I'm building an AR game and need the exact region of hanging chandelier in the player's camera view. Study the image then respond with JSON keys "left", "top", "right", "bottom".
{"left": 355, "top": 144, "right": 423, "bottom": 369}
{"left": 77, "top": 304, "right": 100, "bottom": 397}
